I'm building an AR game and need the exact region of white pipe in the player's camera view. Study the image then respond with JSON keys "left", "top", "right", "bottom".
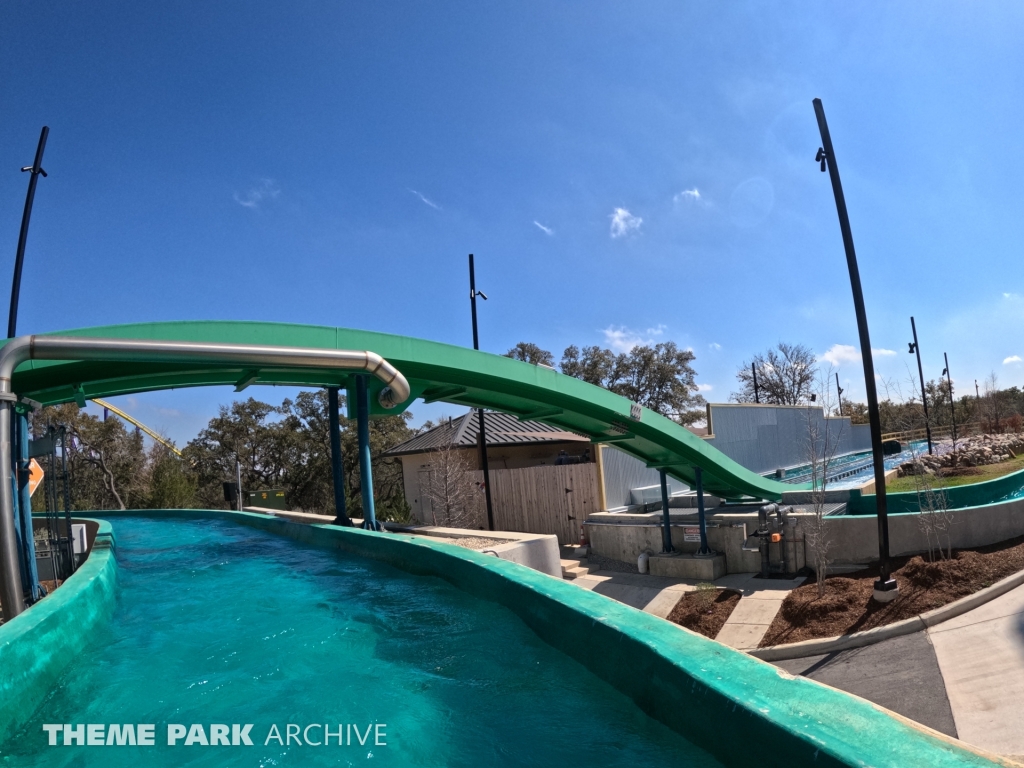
{"left": 0, "top": 335, "right": 411, "bottom": 620}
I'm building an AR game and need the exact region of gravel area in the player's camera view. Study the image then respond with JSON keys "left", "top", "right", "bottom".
{"left": 428, "top": 536, "right": 508, "bottom": 550}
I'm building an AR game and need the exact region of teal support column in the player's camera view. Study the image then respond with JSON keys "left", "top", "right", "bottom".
{"left": 355, "top": 375, "right": 378, "bottom": 531}
{"left": 16, "top": 411, "right": 39, "bottom": 600}
{"left": 327, "top": 387, "right": 353, "bottom": 527}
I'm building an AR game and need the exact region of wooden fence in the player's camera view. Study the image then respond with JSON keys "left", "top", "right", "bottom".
{"left": 471, "top": 463, "right": 601, "bottom": 546}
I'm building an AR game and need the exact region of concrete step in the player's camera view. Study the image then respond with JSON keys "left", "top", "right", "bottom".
{"left": 560, "top": 558, "right": 590, "bottom": 580}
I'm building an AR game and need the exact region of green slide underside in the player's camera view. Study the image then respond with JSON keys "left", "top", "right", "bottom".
{"left": 2, "top": 321, "right": 801, "bottom": 501}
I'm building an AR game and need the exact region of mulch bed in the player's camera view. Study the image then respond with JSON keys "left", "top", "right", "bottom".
{"left": 667, "top": 589, "right": 741, "bottom": 639}
{"left": 760, "top": 534, "right": 1024, "bottom": 647}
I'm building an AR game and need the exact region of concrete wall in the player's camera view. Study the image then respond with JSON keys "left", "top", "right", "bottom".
{"left": 705, "top": 404, "right": 870, "bottom": 475}
{"left": 588, "top": 493, "right": 1024, "bottom": 575}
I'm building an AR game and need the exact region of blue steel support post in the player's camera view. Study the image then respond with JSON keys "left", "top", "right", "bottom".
{"left": 16, "top": 411, "right": 38, "bottom": 600}
{"left": 8, "top": 425, "right": 27, "bottom": 597}
{"left": 694, "top": 466, "right": 711, "bottom": 556}
{"left": 355, "top": 375, "right": 378, "bottom": 530}
{"left": 327, "top": 387, "right": 353, "bottom": 527}
{"left": 659, "top": 470, "right": 673, "bottom": 553}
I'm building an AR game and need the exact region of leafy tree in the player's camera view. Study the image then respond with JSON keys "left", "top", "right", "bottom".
{"left": 504, "top": 342, "right": 554, "bottom": 366}
{"left": 732, "top": 343, "right": 817, "bottom": 405}
{"left": 148, "top": 445, "right": 197, "bottom": 509}
{"left": 31, "top": 403, "right": 149, "bottom": 511}
{"left": 181, "top": 392, "right": 415, "bottom": 521}
{"left": 559, "top": 342, "right": 706, "bottom": 426}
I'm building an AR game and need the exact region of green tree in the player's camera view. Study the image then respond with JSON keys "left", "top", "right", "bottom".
{"left": 504, "top": 342, "right": 554, "bottom": 366}
{"left": 559, "top": 342, "right": 706, "bottom": 426}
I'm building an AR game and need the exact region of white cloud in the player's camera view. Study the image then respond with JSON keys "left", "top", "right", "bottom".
{"left": 407, "top": 188, "right": 441, "bottom": 210}
{"left": 709, "top": 342, "right": 722, "bottom": 351}
{"left": 602, "top": 324, "right": 666, "bottom": 353}
{"left": 1005, "top": 355, "right": 1023, "bottom": 365}
{"left": 609, "top": 208, "right": 642, "bottom": 238}
{"left": 696, "top": 383, "right": 713, "bottom": 392}
{"left": 234, "top": 179, "right": 280, "bottom": 209}
{"left": 822, "top": 344, "right": 896, "bottom": 365}
{"left": 822, "top": 344, "right": 861, "bottom": 366}
{"left": 533, "top": 221, "right": 554, "bottom": 236}
{"left": 673, "top": 188, "right": 705, "bottom": 204}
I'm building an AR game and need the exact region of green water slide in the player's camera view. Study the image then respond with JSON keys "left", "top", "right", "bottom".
{"left": 6, "top": 321, "right": 798, "bottom": 501}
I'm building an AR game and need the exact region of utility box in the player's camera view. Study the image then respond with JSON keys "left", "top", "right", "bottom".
{"left": 245, "top": 489, "right": 287, "bottom": 511}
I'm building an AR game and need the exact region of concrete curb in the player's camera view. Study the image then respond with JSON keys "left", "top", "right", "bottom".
{"left": 750, "top": 567, "right": 1024, "bottom": 662}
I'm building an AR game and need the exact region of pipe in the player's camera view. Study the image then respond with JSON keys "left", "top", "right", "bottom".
{"left": 0, "top": 335, "right": 411, "bottom": 619}
{"left": 16, "top": 411, "right": 38, "bottom": 601}
{"left": 659, "top": 470, "right": 673, "bottom": 553}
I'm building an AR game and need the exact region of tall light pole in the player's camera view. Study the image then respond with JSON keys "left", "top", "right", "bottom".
{"left": 908, "top": 317, "right": 933, "bottom": 455}
{"left": 813, "top": 98, "right": 897, "bottom": 601}
{"left": 752, "top": 363, "right": 760, "bottom": 403}
{"left": 835, "top": 372, "right": 844, "bottom": 417}
{"left": 469, "top": 254, "right": 495, "bottom": 531}
{"left": 9, "top": 127, "right": 48, "bottom": 339}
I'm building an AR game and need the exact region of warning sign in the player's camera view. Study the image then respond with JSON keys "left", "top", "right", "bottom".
{"left": 682, "top": 526, "right": 701, "bottom": 543}
{"left": 28, "top": 459, "right": 44, "bottom": 497}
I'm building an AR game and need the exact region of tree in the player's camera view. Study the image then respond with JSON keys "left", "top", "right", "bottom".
{"left": 732, "top": 343, "right": 817, "bottom": 405}
{"left": 804, "top": 366, "right": 843, "bottom": 599}
{"left": 31, "top": 403, "right": 149, "bottom": 511}
{"left": 181, "top": 391, "right": 416, "bottom": 521}
{"left": 505, "top": 342, "right": 554, "bottom": 366}
{"left": 421, "top": 440, "right": 483, "bottom": 528}
{"left": 559, "top": 345, "right": 616, "bottom": 387}
{"left": 148, "top": 445, "right": 197, "bottom": 509}
{"left": 559, "top": 342, "right": 706, "bottom": 426}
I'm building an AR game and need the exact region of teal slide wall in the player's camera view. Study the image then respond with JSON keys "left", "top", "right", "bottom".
{"left": 849, "top": 467, "right": 1024, "bottom": 514}
{"left": 0, "top": 509, "right": 1003, "bottom": 767}
{"left": 0, "top": 520, "right": 116, "bottom": 741}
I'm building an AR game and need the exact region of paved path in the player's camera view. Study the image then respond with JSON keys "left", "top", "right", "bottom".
{"left": 928, "top": 582, "right": 1024, "bottom": 759}
{"left": 713, "top": 573, "right": 805, "bottom": 649}
{"left": 571, "top": 569, "right": 698, "bottom": 617}
{"left": 774, "top": 632, "right": 957, "bottom": 737}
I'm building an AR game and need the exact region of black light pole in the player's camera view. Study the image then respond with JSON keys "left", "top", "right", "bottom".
{"left": 942, "top": 353, "right": 957, "bottom": 446}
{"left": 835, "top": 372, "right": 844, "bottom": 417}
{"left": 975, "top": 380, "right": 980, "bottom": 400}
{"left": 908, "top": 317, "right": 934, "bottom": 455}
{"left": 752, "top": 363, "right": 760, "bottom": 404}
{"left": 9, "top": 127, "right": 49, "bottom": 338}
{"left": 812, "top": 99, "right": 896, "bottom": 599}
{"left": 469, "top": 254, "right": 495, "bottom": 531}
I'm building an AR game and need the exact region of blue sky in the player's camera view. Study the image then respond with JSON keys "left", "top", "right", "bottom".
{"left": 1, "top": 2, "right": 1023, "bottom": 445}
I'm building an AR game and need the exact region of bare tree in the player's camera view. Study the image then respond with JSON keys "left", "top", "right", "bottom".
{"left": 421, "top": 439, "right": 483, "bottom": 528}
{"left": 732, "top": 343, "right": 817, "bottom": 405}
{"left": 804, "top": 365, "right": 844, "bottom": 599}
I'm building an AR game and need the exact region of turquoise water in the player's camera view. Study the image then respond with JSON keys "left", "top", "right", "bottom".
{"left": 3, "top": 517, "right": 721, "bottom": 767}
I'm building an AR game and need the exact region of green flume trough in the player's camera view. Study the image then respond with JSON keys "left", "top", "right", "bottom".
{"left": 4, "top": 320, "right": 802, "bottom": 500}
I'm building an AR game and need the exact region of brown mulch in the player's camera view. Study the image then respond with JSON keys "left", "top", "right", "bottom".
{"left": 667, "top": 589, "right": 741, "bottom": 639}
{"left": 760, "top": 534, "right": 1024, "bottom": 647}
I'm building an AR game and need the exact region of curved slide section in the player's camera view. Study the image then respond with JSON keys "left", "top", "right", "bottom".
{"left": 2, "top": 321, "right": 798, "bottom": 501}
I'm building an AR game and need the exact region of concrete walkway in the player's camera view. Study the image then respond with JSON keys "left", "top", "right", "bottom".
{"left": 929, "top": 582, "right": 1024, "bottom": 760}
{"left": 713, "top": 572, "right": 805, "bottom": 649}
{"left": 570, "top": 569, "right": 698, "bottom": 618}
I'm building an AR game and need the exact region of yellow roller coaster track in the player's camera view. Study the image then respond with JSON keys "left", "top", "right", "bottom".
{"left": 90, "top": 397, "right": 182, "bottom": 457}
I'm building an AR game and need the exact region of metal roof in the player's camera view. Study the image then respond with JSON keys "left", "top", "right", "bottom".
{"left": 386, "top": 411, "right": 590, "bottom": 456}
